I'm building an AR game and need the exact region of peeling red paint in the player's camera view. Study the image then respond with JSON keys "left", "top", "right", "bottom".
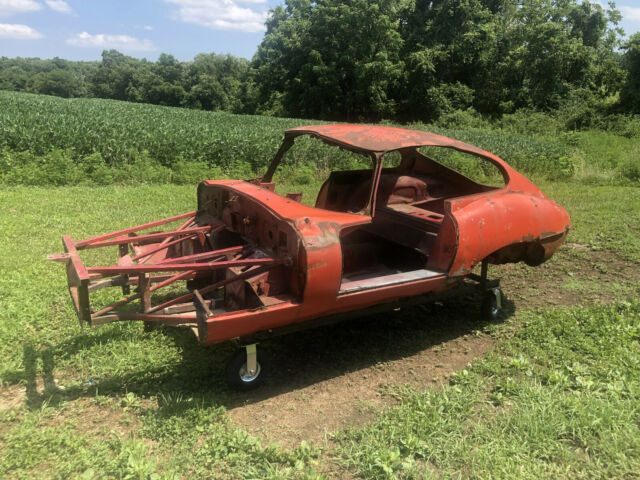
{"left": 50, "top": 124, "right": 570, "bottom": 348}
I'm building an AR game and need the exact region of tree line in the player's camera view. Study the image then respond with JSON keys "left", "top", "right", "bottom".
{"left": 2, "top": 0, "right": 640, "bottom": 122}
{"left": 0, "top": 51, "right": 256, "bottom": 113}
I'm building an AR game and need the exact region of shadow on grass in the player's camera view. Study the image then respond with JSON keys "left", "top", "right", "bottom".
{"left": 22, "top": 344, "right": 66, "bottom": 408}
{"left": 15, "top": 292, "right": 514, "bottom": 412}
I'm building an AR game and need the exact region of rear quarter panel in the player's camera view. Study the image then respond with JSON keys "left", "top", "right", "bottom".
{"left": 447, "top": 190, "right": 571, "bottom": 276}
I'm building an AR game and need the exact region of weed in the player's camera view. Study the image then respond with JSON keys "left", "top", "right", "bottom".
{"left": 337, "top": 301, "right": 640, "bottom": 479}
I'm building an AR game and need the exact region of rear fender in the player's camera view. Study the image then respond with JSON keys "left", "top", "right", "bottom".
{"left": 447, "top": 191, "right": 571, "bottom": 276}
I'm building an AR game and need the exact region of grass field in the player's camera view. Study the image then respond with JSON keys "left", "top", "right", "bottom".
{"left": 1, "top": 90, "right": 639, "bottom": 478}
{"left": 3, "top": 90, "right": 639, "bottom": 186}
{"left": 0, "top": 179, "right": 639, "bottom": 479}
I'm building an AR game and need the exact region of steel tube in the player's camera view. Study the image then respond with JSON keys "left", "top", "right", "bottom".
{"left": 82, "top": 226, "right": 212, "bottom": 249}
{"left": 87, "top": 257, "right": 287, "bottom": 276}
{"left": 159, "top": 245, "right": 246, "bottom": 264}
{"left": 77, "top": 211, "right": 196, "bottom": 248}
{"left": 130, "top": 232, "right": 198, "bottom": 262}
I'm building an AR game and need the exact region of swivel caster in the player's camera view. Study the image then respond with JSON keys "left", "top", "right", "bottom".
{"left": 225, "top": 344, "right": 270, "bottom": 390}
{"left": 481, "top": 287, "right": 503, "bottom": 321}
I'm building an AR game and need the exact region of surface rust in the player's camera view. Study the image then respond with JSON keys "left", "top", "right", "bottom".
{"left": 50, "top": 124, "right": 571, "bottom": 351}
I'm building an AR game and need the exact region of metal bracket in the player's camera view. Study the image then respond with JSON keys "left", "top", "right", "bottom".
{"left": 245, "top": 344, "right": 257, "bottom": 376}
{"left": 47, "top": 253, "right": 71, "bottom": 263}
{"left": 491, "top": 287, "right": 502, "bottom": 309}
{"left": 480, "top": 259, "right": 488, "bottom": 290}
{"left": 193, "top": 289, "right": 212, "bottom": 344}
{"left": 468, "top": 259, "right": 500, "bottom": 291}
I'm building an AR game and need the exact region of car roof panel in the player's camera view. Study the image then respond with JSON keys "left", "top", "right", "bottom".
{"left": 285, "top": 124, "right": 487, "bottom": 156}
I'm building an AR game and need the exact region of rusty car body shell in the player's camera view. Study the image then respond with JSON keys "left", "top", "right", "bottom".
{"left": 50, "top": 124, "right": 571, "bottom": 347}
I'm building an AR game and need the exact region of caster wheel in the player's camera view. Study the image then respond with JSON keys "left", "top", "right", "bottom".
{"left": 481, "top": 287, "right": 503, "bottom": 320}
{"left": 225, "top": 346, "right": 269, "bottom": 390}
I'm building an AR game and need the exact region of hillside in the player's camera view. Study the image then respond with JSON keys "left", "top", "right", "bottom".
{"left": 0, "top": 90, "right": 611, "bottom": 186}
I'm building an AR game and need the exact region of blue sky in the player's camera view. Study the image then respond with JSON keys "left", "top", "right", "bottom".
{"left": 1, "top": 0, "right": 640, "bottom": 62}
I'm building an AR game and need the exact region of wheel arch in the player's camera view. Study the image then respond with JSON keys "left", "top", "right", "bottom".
{"left": 446, "top": 191, "right": 571, "bottom": 276}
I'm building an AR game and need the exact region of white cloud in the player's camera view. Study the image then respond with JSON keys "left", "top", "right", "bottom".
{"left": 0, "top": 22, "right": 42, "bottom": 38}
{"left": 45, "top": 0, "right": 72, "bottom": 14}
{"left": 621, "top": 5, "right": 640, "bottom": 23}
{"left": 0, "top": 0, "right": 41, "bottom": 16}
{"left": 164, "top": 0, "right": 267, "bottom": 33}
{"left": 143, "top": 25, "right": 153, "bottom": 30}
{"left": 67, "top": 32, "right": 156, "bottom": 51}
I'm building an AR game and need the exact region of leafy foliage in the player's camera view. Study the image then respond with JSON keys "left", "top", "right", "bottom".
{"left": 620, "top": 32, "right": 640, "bottom": 113}
{"left": 0, "top": 0, "right": 636, "bottom": 122}
{"left": 0, "top": 91, "right": 588, "bottom": 186}
{"left": 253, "top": 0, "right": 627, "bottom": 120}
{"left": 253, "top": 0, "right": 406, "bottom": 120}
{"left": 0, "top": 49, "right": 254, "bottom": 114}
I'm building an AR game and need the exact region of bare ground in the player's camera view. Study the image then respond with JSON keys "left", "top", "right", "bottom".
{"left": 2, "top": 245, "right": 638, "bottom": 450}
{"left": 497, "top": 244, "right": 640, "bottom": 309}
{"left": 227, "top": 245, "right": 640, "bottom": 447}
{"left": 229, "top": 334, "right": 492, "bottom": 448}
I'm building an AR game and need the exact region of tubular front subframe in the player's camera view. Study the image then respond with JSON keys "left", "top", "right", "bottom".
{"left": 48, "top": 210, "right": 291, "bottom": 342}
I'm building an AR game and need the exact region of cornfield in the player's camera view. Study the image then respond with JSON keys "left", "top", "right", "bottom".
{"left": 0, "top": 91, "right": 576, "bottom": 185}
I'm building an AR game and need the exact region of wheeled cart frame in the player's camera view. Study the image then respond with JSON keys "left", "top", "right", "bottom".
{"left": 50, "top": 212, "right": 502, "bottom": 390}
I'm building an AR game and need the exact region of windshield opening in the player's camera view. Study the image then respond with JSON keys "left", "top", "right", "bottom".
{"left": 271, "top": 136, "right": 375, "bottom": 210}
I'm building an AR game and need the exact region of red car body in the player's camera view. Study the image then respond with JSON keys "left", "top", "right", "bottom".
{"left": 52, "top": 124, "right": 570, "bottom": 356}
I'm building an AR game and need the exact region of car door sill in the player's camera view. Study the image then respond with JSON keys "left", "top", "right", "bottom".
{"left": 339, "top": 268, "right": 444, "bottom": 295}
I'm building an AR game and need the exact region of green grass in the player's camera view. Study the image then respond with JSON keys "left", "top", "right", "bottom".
{"left": 337, "top": 301, "right": 640, "bottom": 479}
{"left": 564, "top": 130, "right": 640, "bottom": 184}
{"left": 0, "top": 182, "right": 638, "bottom": 479}
{"left": 1, "top": 90, "right": 639, "bottom": 478}
{"left": 1, "top": 90, "right": 617, "bottom": 186}
{"left": 539, "top": 182, "right": 640, "bottom": 262}
{"left": 0, "top": 185, "right": 326, "bottom": 479}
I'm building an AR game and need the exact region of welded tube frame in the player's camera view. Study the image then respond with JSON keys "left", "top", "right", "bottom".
{"left": 76, "top": 210, "right": 196, "bottom": 248}
{"left": 53, "top": 210, "right": 288, "bottom": 330}
{"left": 87, "top": 256, "right": 289, "bottom": 276}
{"left": 55, "top": 211, "right": 241, "bottom": 326}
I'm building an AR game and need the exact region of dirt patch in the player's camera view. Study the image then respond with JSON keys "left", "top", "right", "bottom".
{"left": 0, "top": 384, "right": 25, "bottom": 412}
{"left": 497, "top": 245, "right": 640, "bottom": 309}
{"left": 67, "top": 398, "right": 141, "bottom": 438}
{"left": 224, "top": 289, "right": 497, "bottom": 449}
{"left": 229, "top": 333, "right": 492, "bottom": 448}
{"left": 0, "top": 372, "right": 141, "bottom": 439}
{"left": 0, "top": 385, "right": 141, "bottom": 443}
{"left": 227, "top": 246, "right": 639, "bottom": 448}
{"left": 0, "top": 375, "right": 62, "bottom": 413}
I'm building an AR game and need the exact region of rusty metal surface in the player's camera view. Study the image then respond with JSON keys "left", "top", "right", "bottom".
{"left": 285, "top": 124, "right": 489, "bottom": 154}
{"left": 50, "top": 124, "right": 571, "bottom": 351}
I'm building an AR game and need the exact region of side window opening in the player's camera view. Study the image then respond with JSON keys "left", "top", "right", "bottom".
{"left": 417, "top": 146, "right": 505, "bottom": 187}
{"left": 382, "top": 151, "right": 402, "bottom": 169}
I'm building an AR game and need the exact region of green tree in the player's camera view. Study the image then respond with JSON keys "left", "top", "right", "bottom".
{"left": 253, "top": 0, "right": 407, "bottom": 120}
{"left": 28, "top": 69, "right": 85, "bottom": 98}
{"left": 0, "top": 56, "right": 96, "bottom": 97}
{"left": 183, "top": 53, "right": 252, "bottom": 112}
{"left": 397, "top": 0, "right": 501, "bottom": 119}
{"left": 620, "top": 32, "right": 640, "bottom": 113}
